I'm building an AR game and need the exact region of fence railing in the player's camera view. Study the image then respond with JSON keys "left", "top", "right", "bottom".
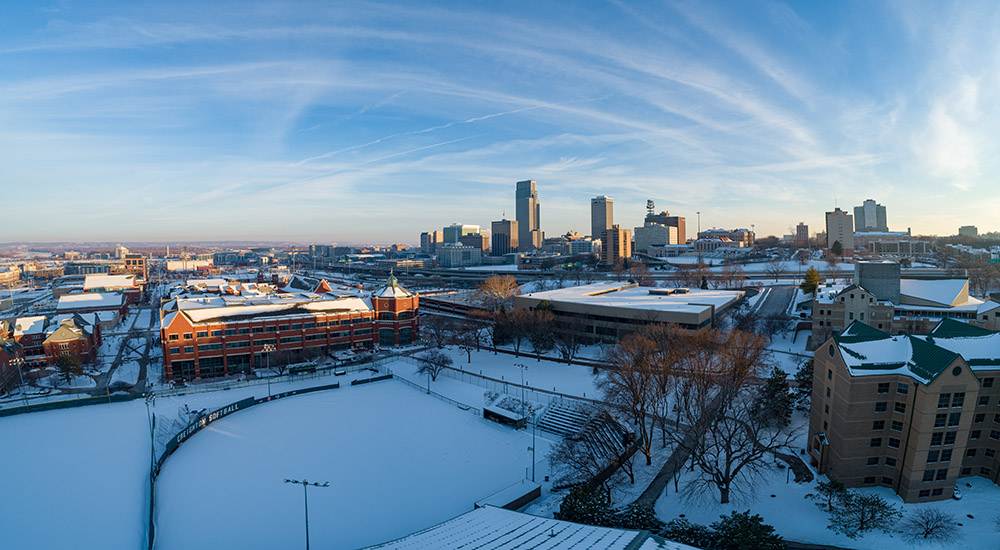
{"left": 389, "top": 371, "right": 481, "bottom": 416}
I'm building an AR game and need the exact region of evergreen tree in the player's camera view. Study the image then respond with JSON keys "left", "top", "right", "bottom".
{"left": 612, "top": 503, "right": 664, "bottom": 532}
{"left": 554, "top": 484, "right": 612, "bottom": 527}
{"left": 709, "top": 510, "right": 786, "bottom": 550}
{"left": 660, "top": 519, "right": 714, "bottom": 548}
{"left": 831, "top": 240, "right": 843, "bottom": 256}
{"left": 799, "top": 266, "right": 822, "bottom": 295}
{"left": 792, "top": 359, "right": 814, "bottom": 412}
{"left": 701, "top": 276, "right": 709, "bottom": 289}
{"left": 827, "top": 491, "right": 901, "bottom": 539}
{"left": 806, "top": 479, "right": 846, "bottom": 513}
{"left": 753, "top": 366, "right": 793, "bottom": 428}
{"left": 55, "top": 354, "right": 83, "bottom": 386}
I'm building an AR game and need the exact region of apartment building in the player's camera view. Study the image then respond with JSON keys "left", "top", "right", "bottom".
{"left": 809, "top": 319, "right": 1000, "bottom": 502}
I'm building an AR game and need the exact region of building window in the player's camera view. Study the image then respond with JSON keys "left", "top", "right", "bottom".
{"left": 211, "top": 330, "right": 222, "bottom": 337}
{"left": 989, "top": 430, "right": 1000, "bottom": 441}
{"left": 238, "top": 328, "right": 250, "bottom": 335}
{"left": 304, "top": 323, "right": 315, "bottom": 329}
{"left": 183, "top": 347, "right": 193, "bottom": 353}
{"left": 877, "top": 382, "right": 890, "bottom": 394}
{"left": 985, "top": 377, "right": 995, "bottom": 388}
{"left": 826, "top": 387, "right": 831, "bottom": 398}
{"left": 890, "top": 420, "right": 903, "bottom": 431}
{"left": 873, "top": 420, "right": 885, "bottom": 430}
{"left": 931, "top": 433, "right": 943, "bottom": 446}
{"left": 981, "top": 467, "right": 993, "bottom": 476}
{"left": 266, "top": 326, "right": 276, "bottom": 332}
{"left": 279, "top": 336, "right": 302, "bottom": 344}
{"left": 936, "top": 468, "right": 948, "bottom": 481}
{"left": 967, "top": 448, "right": 978, "bottom": 458}
{"left": 934, "top": 414, "right": 946, "bottom": 428}
{"left": 863, "top": 476, "right": 876, "bottom": 485}
{"left": 897, "top": 383, "right": 909, "bottom": 394}
{"left": 183, "top": 333, "right": 192, "bottom": 340}
{"left": 168, "top": 334, "right": 179, "bottom": 341}
{"left": 170, "top": 347, "right": 179, "bottom": 354}
{"left": 931, "top": 488, "right": 944, "bottom": 496}
{"left": 888, "top": 438, "right": 900, "bottom": 449}
{"left": 291, "top": 324, "right": 302, "bottom": 330}
{"left": 894, "top": 402, "right": 906, "bottom": 414}
{"left": 971, "top": 430, "right": 982, "bottom": 440}
{"left": 953, "top": 393, "right": 965, "bottom": 408}
{"left": 278, "top": 325, "right": 289, "bottom": 331}
{"left": 922, "top": 470, "right": 935, "bottom": 482}
{"left": 198, "top": 344, "right": 222, "bottom": 351}
{"left": 870, "top": 438, "right": 882, "bottom": 447}
{"left": 252, "top": 327, "right": 264, "bottom": 333}
{"left": 824, "top": 404, "right": 829, "bottom": 414}
{"left": 224, "top": 329, "right": 237, "bottom": 336}
{"left": 316, "top": 321, "right": 327, "bottom": 327}
{"left": 828, "top": 369, "right": 832, "bottom": 380}
{"left": 962, "top": 467, "right": 973, "bottom": 476}
{"left": 945, "top": 431, "right": 957, "bottom": 445}
{"left": 881, "top": 477, "right": 893, "bottom": 486}
{"left": 927, "top": 450, "right": 940, "bottom": 463}
{"left": 885, "top": 457, "right": 897, "bottom": 467}
{"left": 938, "top": 394, "right": 951, "bottom": 409}
{"left": 867, "top": 457, "right": 879, "bottom": 466}
{"left": 196, "top": 331, "right": 208, "bottom": 338}
{"left": 986, "top": 448, "right": 997, "bottom": 458}
{"left": 875, "top": 402, "right": 887, "bottom": 413}
{"left": 948, "top": 413, "right": 961, "bottom": 427}
{"left": 975, "top": 413, "right": 986, "bottom": 423}
{"left": 918, "top": 489, "right": 931, "bottom": 498}
{"left": 980, "top": 396, "right": 990, "bottom": 407}
{"left": 941, "top": 449, "right": 953, "bottom": 463}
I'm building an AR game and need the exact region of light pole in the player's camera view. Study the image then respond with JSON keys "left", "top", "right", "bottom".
{"left": 528, "top": 411, "right": 537, "bottom": 482}
{"left": 13, "top": 356, "right": 27, "bottom": 407}
{"left": 262, "top": 343, "right": 276, "bottom": 399}
{"left": 145, "top": 392, "right": 156, "bottom": 473}
{"left": 284, "top": 478, "right": 329, "bottom": 550}
{"left": 696, "top": 211, "right": 701, "bottom": 235}
{"left": 513, "top": 362, "right": 527, "bottom": 412}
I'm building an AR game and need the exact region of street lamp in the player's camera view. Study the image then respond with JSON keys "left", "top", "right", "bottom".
{"left": 513, "top": 363, "right": 527, "bottom": 412}
{"left": 284, "top": 478, "right": 329, "bottom": 550}
{"left": 12, "top": 356, "right": 27, "bottom": 408}
{"left": 528, "top": 411, "right": 537, "bottom": 482}
{"left": 145, "top": 392, "right": 156, "bottom": 473}
{"left": 262, "top": 343, "right": 276, "bottom": 399}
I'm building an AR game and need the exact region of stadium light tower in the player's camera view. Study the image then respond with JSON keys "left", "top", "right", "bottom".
{"left": 283, "top": 478, "right": 329, "bottom": 550}
{"left": 263, "top": 343, "right": 277, "bottom": 398}
{"left": 513, "top": 362, "right": 528, "bottom": 410}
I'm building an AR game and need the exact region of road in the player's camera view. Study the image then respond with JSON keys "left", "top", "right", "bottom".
{"left": 755, "top": 285, "right": 797, "bottom": 318}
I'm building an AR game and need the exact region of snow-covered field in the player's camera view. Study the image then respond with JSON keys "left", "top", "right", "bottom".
{"left": 424, "top": 347, "right": 601, "bottom": 399}
{"left": 111, "top": 361, "right": 141, "bottom": 386}
{"left": 36, "top": 372, "right": 97, "bottom": 388}
{"left": 0, "top": 400, "right": 150, "bottom": 550}
{"left": 155, "top": 381, "right": 549, "bottom": 549}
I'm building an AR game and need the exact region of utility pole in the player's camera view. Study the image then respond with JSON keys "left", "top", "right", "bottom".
{"left": 283, "top": 478, "right": 329, "bottom": 550}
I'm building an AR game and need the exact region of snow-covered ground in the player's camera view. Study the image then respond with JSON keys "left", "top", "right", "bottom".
{"left": 425, "top": 347, "right": 601, "bottom": 399}
{"left": 111, "top": 361, "right": 141, "bottom": 386}
{"left": 0, "top": 400, "right": 150, "bottom": 550}
{"left": 36, "top": 373, "right": 96, "bottom": 388}
{"left": 155, "top": 381, "right": 551, "bottom": 549}
{"left": 135, "top": 309, "right": 153, "bottom": 328}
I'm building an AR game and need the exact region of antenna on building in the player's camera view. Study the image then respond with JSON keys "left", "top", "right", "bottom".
{"left": 646, "top": 199, "right": 654, "bottom": 217}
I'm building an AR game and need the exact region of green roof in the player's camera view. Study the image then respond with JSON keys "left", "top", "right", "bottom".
{"left": 834, "top": 321, "right": 891, "bottom": 345}
{"left": 907, "top": 335, "right": 960, "bottom": 382}
{"left": 930, "top": 318, "right": 995, "bottom": 338}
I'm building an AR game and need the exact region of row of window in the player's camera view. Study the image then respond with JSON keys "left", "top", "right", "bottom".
{"left": 169, "top": 328, "right": 378, "bottom": 354}
{"left": 938, "top": 392, "right": 965, "bottom": 409}
{"left": 916, "top": 488, "right": 945, "bottom": 498}
{"left": 873, "top": 402, "right": 907, "bottom": 414}
{"left": 167, "top": 317, "right": 373, "bottom": 340}
{"left": 861, "top": 476, "right": 893, "bottom": 487}
{"left": 866, "top": 456, "right": 899, "bottom": 467}
{"left": 922, "top": 468, "right": 949, "bottom": 482}
{"left": 876, "top": 382, "right": 909, "bottom": 395}
{"left": 870, "top": 437, "right": 901, "bottom": 448}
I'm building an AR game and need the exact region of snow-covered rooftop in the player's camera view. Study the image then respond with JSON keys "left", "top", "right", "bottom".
{"left": 365, "top": 505, "right": 691, "bottom": 549}
{"left": 56, "top": 292, "right": 124, "bottom": 311}
{"left": 165, "top": 293, "right": 372, "bottom": 326}
{"left": 900, "top": 279, "right": 970, "bottom": 308}
{"left": 83, "top": 274, "right": 136, "bottom": 290}
{"left": 520, "top": 282, "right": 743, "bottom": 313}
{"left": 14, "top": 316, "right": 47, "bottom": 336}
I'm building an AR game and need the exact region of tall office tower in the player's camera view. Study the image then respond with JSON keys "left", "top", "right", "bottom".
{"left": 515, "top": 180, "right": 542, "bottom": 251}
{"left": 645, "top": 211, "right": 687, "bottom": 244}
{"left": 796, "top": 222, "right": 809, "bottom": 247}
{"left": 853, "top": 199, "right": 888, "bottom": 232}
{"left": 442, "top": 224, "right": 480, "bottom": 244}
{"left": 491, "top": 219, "right": 519, "bottom": 256}
{"left": 600, "top": 225, "right": 632, "bottom": 265}
{"left": 825, "top": 208, "right": 855, "bottom": 255}
{"left": 420, "top": 230, "right": 443, "bottom": 254}
{"left": 590, "top": 196, "right": 614, "bottom": 240}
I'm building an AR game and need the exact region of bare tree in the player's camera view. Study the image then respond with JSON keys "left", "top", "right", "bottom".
{"left": 453, "top": 321, "right": 481, "bottom": 363}
{"left": 529, "top": 309, "right": 555, "bottom": 359}
{"left": 417, "top": 349, "right": 452, "bottom": 381}
{"left": 627, "top": 262, "right": 654, "bottom": 287}
{"left": 495, "top": 308, "right": 534, "bottom": 357}
{"left": 612, "top": 261, "right": 629, "bottom": 282}
{"left": 549, "top": 409, "right": 636, "bottom": 498}
{"left": 476, "top": 274, "right": 521, "bottom": 311}
{"left": 421, "top": 314, "right": 456, "bottom": 349}
{"left": 599, "top": 333, "right": 657, "bottom": 465}
{"left": 553, "top": 318, "right": 586, "bottom": 365}
{"left": 900, "top": 508, "right": 960, "bottom": 544}
{"left": 765, "top": 258, "right": 786, "bottom": 282}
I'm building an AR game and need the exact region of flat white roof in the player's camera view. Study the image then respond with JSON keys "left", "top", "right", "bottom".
{"left": 900, "top": 279, "right": 969, "bottom": 308}
{"left": 14, "top": 316, "right": 47, "bottom": 335}
{"left": 83, "top": 274, "right": 136, "bottom": 290}
{"left": 56, "top": 292, "right": 124, "bottom": 311}
{"left": 519, "top": 282, "right": 743, "bottom": 314}
{"left": 166, "top": 293, "right": 372, "bottom": 326}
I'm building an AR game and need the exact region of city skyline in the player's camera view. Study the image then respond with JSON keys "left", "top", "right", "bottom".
{"left": 3, "top": 1, "right": 1000, "bottom": 242}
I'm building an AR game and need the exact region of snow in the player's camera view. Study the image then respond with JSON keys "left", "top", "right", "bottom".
{"left": 36, "top": 373, "right": 97, "bottom": 388}
{"left": 519, "top": 282, "right": 744, "bottom": 313}
{"left": 0, "top": 400, "right": 150, "bottom": 550}
{"left": 111, "top": 361, "right": 141, "bottom": 386}
{"left": 155, "top": 381, "right": 551, "bottom": 549}
{"left": 135, "top": 309, "right": 153, "bottom": 328}
{"left": 900, "top": 279, "right": 972, "bottom": 307}
{"left": 83, "top": 274, "right": 136, "bottom": 290}
{"left": 14, "top": 315, "right": 47, "bottom": 335}
{"left": 56, "top": 291, "right": 124, "bottom": 311}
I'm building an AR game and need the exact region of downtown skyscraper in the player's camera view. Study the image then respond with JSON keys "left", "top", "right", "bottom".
{"left": 515, "top": 180, "right": 542, "bottom": 251}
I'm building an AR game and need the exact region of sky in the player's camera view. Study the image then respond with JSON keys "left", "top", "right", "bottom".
{"left": 2, "top": 0, "right": 999, "bottom": 244}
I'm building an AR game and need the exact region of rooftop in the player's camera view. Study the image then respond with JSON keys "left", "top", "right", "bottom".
{"left": 56, "top": 292, "right": 124, "bottom": 311}
{"left": 83, "top": 274, "right": 136, "bottom": 290}
{"left": 519, "top": 282, "right": 743, "bottom": 314}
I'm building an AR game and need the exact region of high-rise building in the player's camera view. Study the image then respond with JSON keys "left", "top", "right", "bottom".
{"left": 796, "top": 222, "right": 809, "bottom": 247}
{"left": 633, "top": 223, "right": 678, "bottom": 253}
{"left": 458, "top": 233, "right": 489, "bottom": 254}
{"left": 591, "top": 196, "right": 613, "bottom": 240}
{"left": 491, "top": 219, "right": 519, "bottom": 256}
{"left": 600, "top": 225, "right": 632, "bottom": 265}
{"left": 959, "top": 225, "right": 979, "bottom": 238}
{"left": 420, "top": 231, "right": 443, "bottom": 255}
{"left": 853, "top": 199, "right": 888, "bottom": 232}
{"left": 825, "top": 208, "right": 855, "bottom": 255}
{"left": 645, "top": 211, "right": 686, "bottom": 244}
{"left": 515, "top": 180, "right": 542, "bottom": 251}
{"left": 442, "top": 224, "right": 480, "bottom": 244}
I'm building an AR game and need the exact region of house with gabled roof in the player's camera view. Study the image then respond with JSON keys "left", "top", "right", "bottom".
{"left": 810, "top": 318, "right": 1000, "bottom": 502}
{"left": 42, "top": 313, "right": 101, "bottom": 367}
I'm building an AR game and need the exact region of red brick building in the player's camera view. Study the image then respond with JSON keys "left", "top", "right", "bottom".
{"left": 42, "top": 314, "right": 101, "bottom": 367}
{"left": 160, "top": 275, "right": 418, "bottom": 382}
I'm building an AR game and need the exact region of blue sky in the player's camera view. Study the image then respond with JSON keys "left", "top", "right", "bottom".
{"left": 2, "top": 0, "right": 999, "bottom": 243}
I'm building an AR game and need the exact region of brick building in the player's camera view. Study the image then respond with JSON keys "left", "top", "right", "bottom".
{"left": 160, "top": 275, "right": 417, "bottom": 382}
{"left": 42, "top": 314, "right": 101, "bottom": 367}
{"left": 809, "top": 319, "right": 1000, "bottom": 502}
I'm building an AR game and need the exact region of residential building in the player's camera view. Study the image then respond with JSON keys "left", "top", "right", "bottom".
{"left": 42, "top": 314, "right": 101, "bottom": 367}
{"left": 645, "top": 211, "right": 687, "bottom": 244}
{"left": 590, "top": 196, "right": 613, "bottom": 240}
{"left": 600, "top": 225, "right": 631, "bottom": 265}
{"left": 514, "top": 282, "right": 744, "bottom": 341}
{"left": 490, "top": 219, "right": 518, "bottom": 256}
{"left": 13, "top": 316, "right": 48, "bottom": 364}
{"left": 808, "top": 319, "right": 1000, "bottom": 503}
{"left": 515, "top": 180, "right": 542, "bottom": 251}
{"left": 123, "top": 253, "right": 147, "bottom": 280}
{"left": 825, "top": 208, "right": 855, "bottom": 255}
{"left": 160, "top": 276, "right": 416, "bottom": 382}
{"left": 854, "top": 199, "right": 888, "bottom": 232}
{"left": 796, "top": 222, "right": 809, "bottom": 247}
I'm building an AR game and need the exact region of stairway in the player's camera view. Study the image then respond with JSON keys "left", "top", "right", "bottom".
{"left": 536, "top": 403, "right": 590, "bottom": 437}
